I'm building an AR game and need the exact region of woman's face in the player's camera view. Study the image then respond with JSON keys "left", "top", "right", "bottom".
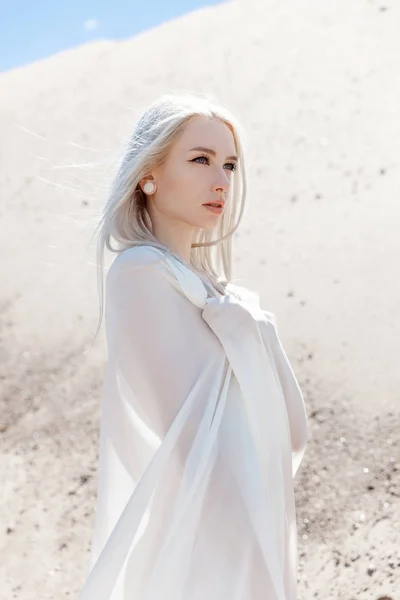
{"left": 143, "top": 115, "right": 238, "bottom": 232}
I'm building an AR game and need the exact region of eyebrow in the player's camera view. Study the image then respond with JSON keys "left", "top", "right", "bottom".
{"left": 189, "top": 146, "right": 238, "bottom": 162}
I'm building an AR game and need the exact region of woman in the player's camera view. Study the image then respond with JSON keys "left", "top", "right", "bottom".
{"left": 78, "top": 92, "right": 309, "bottom": 600}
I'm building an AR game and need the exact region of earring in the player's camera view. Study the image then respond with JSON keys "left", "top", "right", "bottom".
{"left": 143, "top": 181, "right": 156, "bottom": 194}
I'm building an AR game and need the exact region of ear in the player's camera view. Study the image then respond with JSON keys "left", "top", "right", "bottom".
{"left": 138, "top": 176, "right": 150, "bottom": 190}
{"left": 139, "top": 175, "right": 156, "bottom": 193}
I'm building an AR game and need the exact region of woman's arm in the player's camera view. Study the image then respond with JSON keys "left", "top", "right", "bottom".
{"left": 265, "top": 316, "right": 309, "bottom": 455}
{"left": 106, "top": 247, "right": 214, "bottom": 437}
{"left": 87, "top": 248, "right": 219, "bottom": 574}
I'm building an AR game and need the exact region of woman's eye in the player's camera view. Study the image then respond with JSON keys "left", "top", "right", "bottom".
{"left": 192, "top": 155, "right": 237, "bottom": 172}
{"left": 192, "top": 155, "right": 209, "bottom": 165}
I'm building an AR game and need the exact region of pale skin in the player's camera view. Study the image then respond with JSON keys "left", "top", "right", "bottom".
{"left": 138, "top": 115, "right": 238, "bottom": 264}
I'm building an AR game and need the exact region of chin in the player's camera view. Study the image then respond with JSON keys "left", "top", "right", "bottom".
{"left": 197, "top": 220, "right": 220, "bottom": 232}
{"left": 184, "top": 211, "right": 222, "bottom": 232}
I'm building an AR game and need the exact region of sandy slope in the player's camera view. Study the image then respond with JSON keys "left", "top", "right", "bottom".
{"left": 0, "top": 0, "right": 399, "bottom": 598}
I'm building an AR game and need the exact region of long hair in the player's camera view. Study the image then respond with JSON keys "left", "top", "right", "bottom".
{"left": 90, "top": 91, "right": 248, "bottom": 344}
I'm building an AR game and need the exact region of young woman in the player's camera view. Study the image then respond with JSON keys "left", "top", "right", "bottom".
{"left": 78, "top": 92, "right": 309, "bottom": 600}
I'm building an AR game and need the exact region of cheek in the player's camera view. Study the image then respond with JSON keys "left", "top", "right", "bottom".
{"left": 162, "top": 165, "right": 203, "bottom": 200}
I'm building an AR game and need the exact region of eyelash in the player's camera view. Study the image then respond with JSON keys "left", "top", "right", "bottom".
{"left": 191, "top": 154, "right": 238, "bottom": 172}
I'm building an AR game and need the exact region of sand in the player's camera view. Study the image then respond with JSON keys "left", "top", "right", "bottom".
{"left": 0, "top": 0, "right": 399, "bottom": 597}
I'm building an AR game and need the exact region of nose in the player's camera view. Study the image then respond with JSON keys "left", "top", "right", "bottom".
{"left": 213, "top": 169, "right": 231, "bottom": 195}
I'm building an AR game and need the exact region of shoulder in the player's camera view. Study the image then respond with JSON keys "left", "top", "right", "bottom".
{"left": 106, "top": 244, "right": 174, "bottom": 294}
{"left": 108, "top": 244, "right": 169, "bottom": 277}
{"left": 114, "top": 244, "right": 167, "bottom": 268}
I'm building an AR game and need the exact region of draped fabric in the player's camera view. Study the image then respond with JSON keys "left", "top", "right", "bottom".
{"left": 76, "top": 245, "right": 308, "bottom": 600}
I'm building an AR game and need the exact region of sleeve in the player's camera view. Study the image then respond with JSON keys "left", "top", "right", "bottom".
{"left": 264, "top": 314, "right": 309, "bottom": 470}
{"left": 225, "top": 285, "right": 309, "bottom": 460}
{"left": 87, "top": 249, "right": 214, "bottom": 574}
{"left": 105, "top": 250, "right": 210, "bottom": 439}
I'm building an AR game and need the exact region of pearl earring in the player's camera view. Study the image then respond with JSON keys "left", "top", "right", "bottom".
{"left": 143, "top": 181, "right": 155, "bottom": 194}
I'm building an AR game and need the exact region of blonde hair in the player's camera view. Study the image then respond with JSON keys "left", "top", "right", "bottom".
{"left": 90, "top": 91, "right": 248, "bottom": 343}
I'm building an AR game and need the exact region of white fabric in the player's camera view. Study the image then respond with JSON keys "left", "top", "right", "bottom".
{"left": 77, "top": 244, "right": 309, "bottom": 600}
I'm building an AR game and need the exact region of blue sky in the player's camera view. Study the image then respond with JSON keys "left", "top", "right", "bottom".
{"left": 0, "top": 0, "right": 227, "bottom": 73}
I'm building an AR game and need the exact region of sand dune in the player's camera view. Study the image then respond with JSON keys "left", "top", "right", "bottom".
{"left": 0, "top": 0, "right": 399, "bottom": 597}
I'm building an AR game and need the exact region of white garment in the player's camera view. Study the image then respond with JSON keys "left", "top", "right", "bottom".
{"left": 77, "top": 244, "right": 309, "bottom": 600}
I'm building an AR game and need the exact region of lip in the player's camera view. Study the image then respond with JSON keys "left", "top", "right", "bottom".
{"left": 203, "top": 204, "right": 224, "bottom": 215}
